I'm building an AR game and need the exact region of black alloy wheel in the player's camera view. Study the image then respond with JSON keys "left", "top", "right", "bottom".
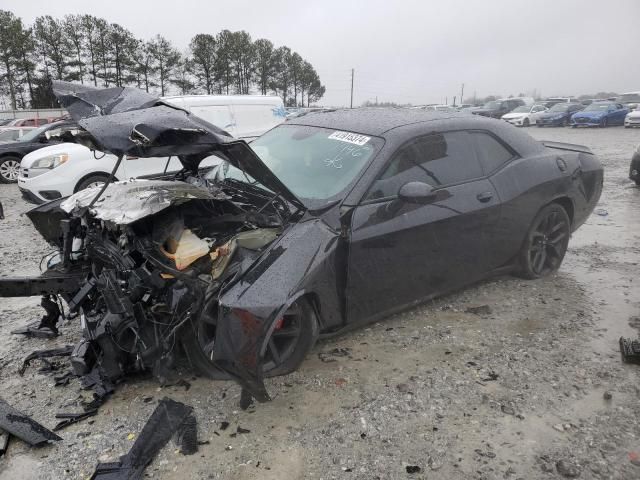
{"left": 517, "top": 204, "right": 571, "bottom": 279}
{"left": 184, "top": 298, "right": 318, "bottom": 379}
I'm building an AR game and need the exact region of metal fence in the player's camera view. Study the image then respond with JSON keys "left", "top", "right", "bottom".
{"left": 0, "top": 108, "right": 67, "bottom": 120}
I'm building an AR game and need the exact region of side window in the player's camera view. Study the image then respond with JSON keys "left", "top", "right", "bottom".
{"left": 471, "top": 132, "right": 515, "bottom": 174}
{"left": 365, "top": 131, "right": 482, "bottom": 201}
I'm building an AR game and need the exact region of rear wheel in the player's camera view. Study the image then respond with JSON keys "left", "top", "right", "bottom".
{"left": 184, "top": 298, "right": 319, "bottom": 379}
{"left": 516, "top": 204, "right": 571, "bottom": 279}
{"left": 0, "top": 156, "right": 21, "bottom": 184}
{"left": 75, "top": 174, "right": 110, "bottom": 192}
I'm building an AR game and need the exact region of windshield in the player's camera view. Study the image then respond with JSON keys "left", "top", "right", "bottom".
{"left": 483, "top": 101, "right": 501, "bottom": 109}
{"left": 210, "top": 124, "right": 382, "bottom": 206}
{"left": 0, "top": 129, "right": 21, "bottom": 142}
{"left": 584, "top": 103, "right": 613, "bottom": 111}
{"left": 512, "top": 106, "right": 530, "bottom": 113}
{"left": 18, "top": 124, "right": 50, "bottom": 142}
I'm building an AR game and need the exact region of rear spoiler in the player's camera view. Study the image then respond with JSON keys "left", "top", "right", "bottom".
{"left": 542, "top": 141, "right": 592, "bottom": 154}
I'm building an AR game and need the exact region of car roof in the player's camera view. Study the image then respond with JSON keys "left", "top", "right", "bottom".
{"left": 284, "top": 107, "right": 466, "bottom": 136}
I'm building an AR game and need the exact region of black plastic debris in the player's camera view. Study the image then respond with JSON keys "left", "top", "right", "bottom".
{"left": 174, "top": 414, "right": 198, "bottom": 455}
{"left": 11, "top": 296, "right": 62, "bottom": 338}
{"left": 53, "top": 409, "right": 98, "bottom": 431}
{"left": 240, "top": 388, "right": 254, "bottom": 410}
{"left": 0, "top": 429, "right": 9, "bottom": 456}
{"left": 318, "top": 347, "right": 352, "bottom": 363}
{"left": 0, "top": 397, "right": 61, "bottom": 446}
{"left": 18, "top": 346, "right": 74, "bottom": 376}
{"left": 90, "top": 398, "right": 193, "bottom": 479}
{"left": 406, "top": 465, "right": 422, "bottom": 474}
{"left": 620, "top": 337, "right": 640, "bottom": 364}
{"left": 54, "top": 371, "right": 76, "bottom": 387}
{"left": 0, "top": 200, "right": 4, "bottom": 220}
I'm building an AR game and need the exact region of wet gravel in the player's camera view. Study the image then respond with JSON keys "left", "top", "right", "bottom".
{"left": 1, "top": 126, "right": 640, "bottom": 479}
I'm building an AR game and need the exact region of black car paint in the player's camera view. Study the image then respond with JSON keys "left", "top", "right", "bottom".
{"left": 0, "top": 121, "right": 77, "bottom": 163}
{"left": 1, "top": 86, "right": 603, "bottom": 404}
{"left": 210, "top": 111, "right": 602, "bottom": 400}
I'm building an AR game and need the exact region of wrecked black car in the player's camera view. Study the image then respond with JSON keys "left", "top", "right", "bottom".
{"left": 0, "top": 82, "right": 603, "bottom": 404}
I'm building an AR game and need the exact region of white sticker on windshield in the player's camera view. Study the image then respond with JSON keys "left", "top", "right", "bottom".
{"left": 328, "top": 131, "right": 371, "bottom": 146}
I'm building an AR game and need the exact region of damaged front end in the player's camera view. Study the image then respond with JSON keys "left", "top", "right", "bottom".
{"left": 0, "top": 81, "right": 308, "bottom": 404}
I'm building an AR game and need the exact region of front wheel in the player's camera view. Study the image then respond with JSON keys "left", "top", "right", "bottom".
{"left": 75, "top": 174, "right": 110, "bottom": 192}
{"left": 0, "top": 156, "right": 21, "bottom": 184}
{"left": 562, "top": 118, "right": 569, "bottom": 127}
{"left": 183, "top": 298, "right": 319, "bottom": 379}
{"left": 516, "top": 204, "right": 571, "bottom": 279}
{"left": 523, "top": 118, "right": 530, "bottom": 127}
{"left": 600, "top": 117, "right": 608, "bottom": 128}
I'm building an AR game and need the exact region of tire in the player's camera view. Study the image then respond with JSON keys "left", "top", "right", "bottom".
{"left": 562, "top": 118, "right": 569, "bottom": 127}
{"left": 516, "top": 204, "right": 571, "bottom": 280}
{"left": 523, "top": 118, "right": 530, "bottom": 127}
{"left": 0, "top": 156, "right": 21, "bottom": 184}
{"left": 635, "top": 179, "right": 640, "bottom": 186}
{"left": 600, "top": 117, "right": 608, "bottom": 128}
{"left": 183, "top": 298, "right": 319, "bottom": 379}
{"left": 75, "top": 174, "right": 111, "bottom": 192}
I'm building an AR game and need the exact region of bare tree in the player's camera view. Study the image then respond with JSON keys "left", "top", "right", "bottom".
{"left": 148, "top": 34, "right": 181, "bottom": 96}
{"left": 190, "top": 34, "right": 216, "bottom": 94}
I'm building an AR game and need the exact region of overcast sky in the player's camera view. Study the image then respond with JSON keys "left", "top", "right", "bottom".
{"left": 4, "top": 0, "right": 640, "bottom": 106}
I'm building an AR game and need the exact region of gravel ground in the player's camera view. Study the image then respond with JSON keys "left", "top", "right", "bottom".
{"left": 0, "top": 126, "right": 639, "bottom": 480}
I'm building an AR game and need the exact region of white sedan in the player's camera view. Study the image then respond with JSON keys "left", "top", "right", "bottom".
{"left": 624, "top": 108, "right": 640, "bottom": 128}
{"left": 501, "top": 104, "right": 548, "bottom": 127}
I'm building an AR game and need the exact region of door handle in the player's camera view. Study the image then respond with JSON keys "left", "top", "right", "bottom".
{"left": 476, "top": 192, "right": 493, "bottom": 203}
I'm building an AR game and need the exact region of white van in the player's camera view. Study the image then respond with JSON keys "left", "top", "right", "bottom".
{"left": 18, "top": 95, "right": 285, "bottom": 204}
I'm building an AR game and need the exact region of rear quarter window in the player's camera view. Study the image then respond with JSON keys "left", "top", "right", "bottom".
{"left": 471, "top": 132, "right": 516, "bottom": 174}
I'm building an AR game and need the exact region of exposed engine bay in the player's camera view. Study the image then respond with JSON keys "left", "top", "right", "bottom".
{"left": 42, "top": 176, "right": 291, "bottom": 389}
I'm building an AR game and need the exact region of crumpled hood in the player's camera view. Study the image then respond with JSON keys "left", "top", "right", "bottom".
{"left": 52, "top": 81, "right": 304, "bottom": 210}
{"left": 60, "top": 179, "right": 226, "bottom": 224}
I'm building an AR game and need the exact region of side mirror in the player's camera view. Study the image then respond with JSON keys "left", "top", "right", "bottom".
{"left": 38, "top": 135, "right": 48, "bottom": 143}
{"left": 398, "top": 182, "right": 450, "bottom": 205}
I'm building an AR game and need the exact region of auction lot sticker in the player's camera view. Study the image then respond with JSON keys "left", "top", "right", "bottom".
{"left": 328, "top": 131, "right": 371, "bottom": 146}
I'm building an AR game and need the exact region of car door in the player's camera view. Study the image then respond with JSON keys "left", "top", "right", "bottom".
{"left": 346, "top": 130, "right": 501, "bottom": 323}
{"left": 614, "top": 104, "right": 627, "bottom": 123}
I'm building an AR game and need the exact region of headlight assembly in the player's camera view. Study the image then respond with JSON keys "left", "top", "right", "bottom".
{"left": 31, "top": 154, "right": 69, "bottom": 169}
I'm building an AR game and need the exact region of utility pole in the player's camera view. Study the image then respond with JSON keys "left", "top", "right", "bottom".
{"left": 350, "top": 69, "right": 354, "bottom": 108}
{"left": 461, "top": 83, "right": 465, "bottom": 105}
